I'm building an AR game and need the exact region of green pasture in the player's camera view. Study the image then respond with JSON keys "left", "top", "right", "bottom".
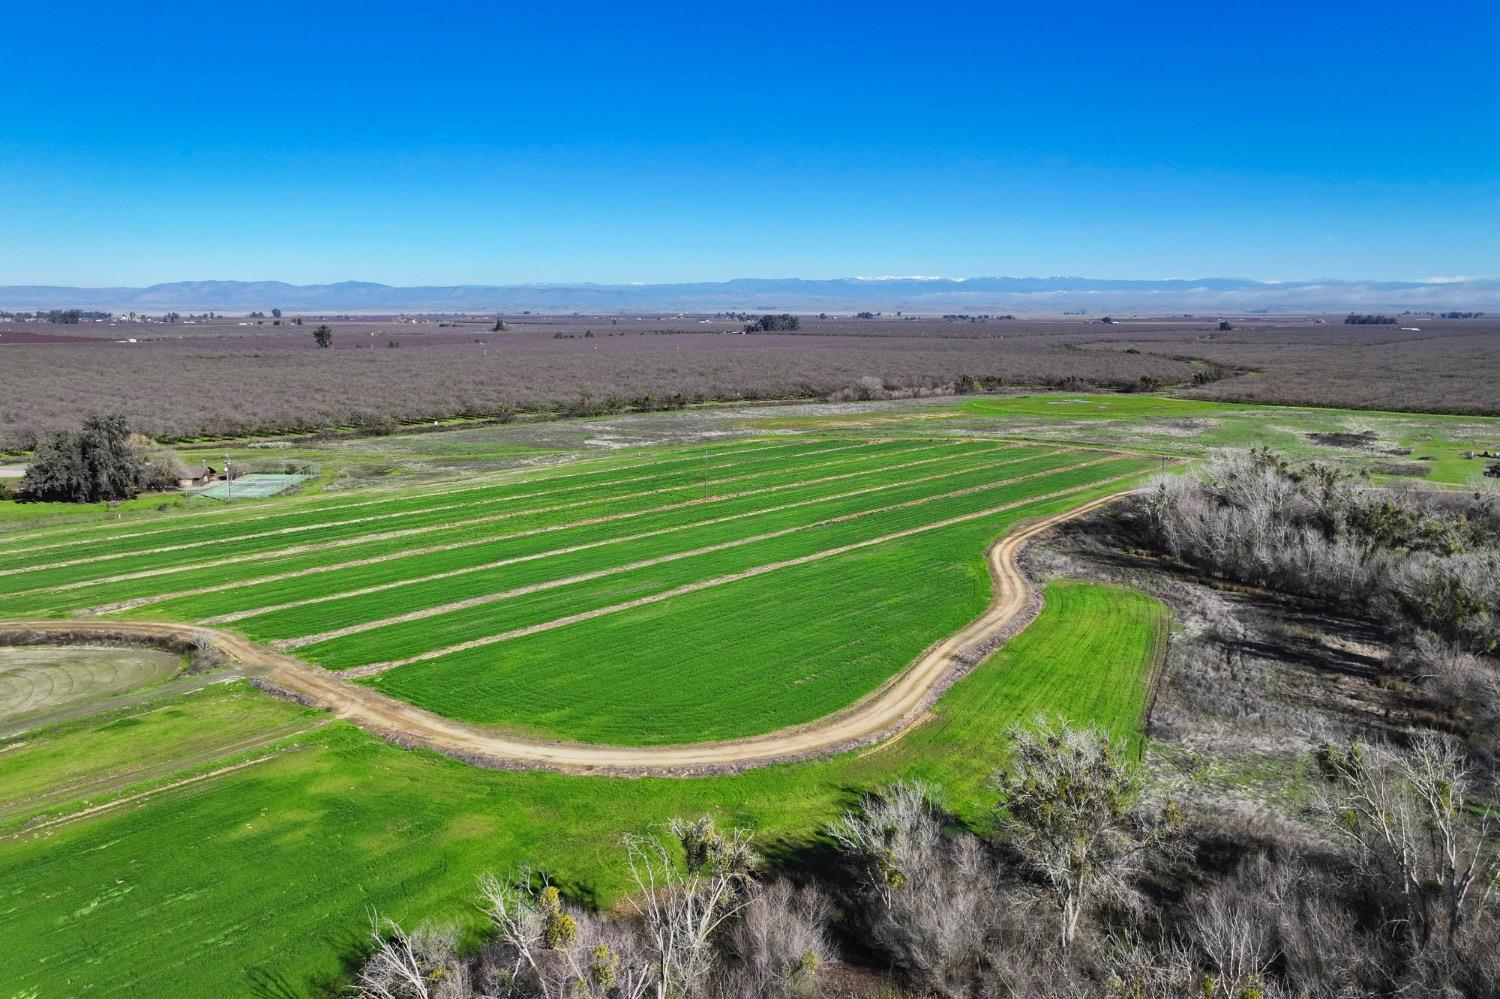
{"left": 0, "top": 440, "right": 1015, "bottom": 613}
{"left": 0, "top": 581, "right": 1166, "bottom": 997}
{"left": 1, "top": 432, "right": 1152, "bottom": 749}
{"left": 127, "top": 443, "right": 1043, "bottom": 625}
{"left": 751, "top": 392, "right": 1500, "bottom": 486}
{"left": 0, "top": 438, "right": 958, "bottom": 598}
{"left": 247, "top": 454, "right": 1123, "bottom": 663}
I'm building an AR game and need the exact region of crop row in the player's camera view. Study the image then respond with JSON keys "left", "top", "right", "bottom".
{"left": 6, "top": 439, "right": 1009, "bottom": 616}
{"left": 148, "top": 447, "right": 1070, "bottom": 633}
{"left": 22, "top": 441, "right": 1021, "bottom": 617}
{"left": 296, "top": 456, "right": 1148, "bottom": 671}
{"left": 367, "top": 471, "right": 1156, "bottom": 744}
{"left": 0, "top": 437, "right": 804, "bottom": 554}
{"left": 2, "top": 438, "right": 972, "bottom": 600}
{"left": 0, "top": 437, "right": 902, "bottom": 573}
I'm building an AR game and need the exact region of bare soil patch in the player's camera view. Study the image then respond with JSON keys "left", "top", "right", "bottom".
{"left": 0, "top": 646, "right": 182, "bottom": 728}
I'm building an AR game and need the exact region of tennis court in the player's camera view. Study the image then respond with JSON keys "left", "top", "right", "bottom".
{"left": 191, "top": 473, "right": 310, "bottom": 501}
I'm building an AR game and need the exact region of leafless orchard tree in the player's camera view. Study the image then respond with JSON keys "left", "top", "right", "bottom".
{"left": 990, "top": 717, "right": 1184, "bottom": 951}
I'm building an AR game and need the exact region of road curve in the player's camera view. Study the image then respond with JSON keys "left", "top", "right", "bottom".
{"left": 0, "top": 490, "right": 1130, "bottom": 776}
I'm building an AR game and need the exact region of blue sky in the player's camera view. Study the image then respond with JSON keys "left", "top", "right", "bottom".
{"left": 2, "top": 0, "right": 1497, "bottom": 286}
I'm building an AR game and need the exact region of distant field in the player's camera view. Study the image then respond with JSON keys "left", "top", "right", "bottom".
{"left": 0, "top": 581, "right": 1166, "bottom": 996}
{"left": 4, "top": 313, "right": 1497, "bottom": 449}
{"left": 752, "top": 392, "right": 1500, "bottom": 487}
{"left": 0, "top": 436, "right": 1154, "bottom": 742}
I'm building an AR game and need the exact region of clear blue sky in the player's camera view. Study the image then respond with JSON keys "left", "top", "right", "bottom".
{"left": 3, "top": 0, "right": 1497, "bottom": 286}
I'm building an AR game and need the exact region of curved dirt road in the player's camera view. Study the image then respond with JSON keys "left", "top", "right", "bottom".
{"left": 1, "top": 490, "right": 1128, "bottom": 775}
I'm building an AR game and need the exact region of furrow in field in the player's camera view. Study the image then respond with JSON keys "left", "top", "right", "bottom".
{"left": 0, "top": 437, "right": 805, "bottom": 556}
{"left": 192, "top": 445, "right": 1050, "bottom": 624}
{"left": 0, "top": 439, "right": 943, "bottom": 598}
{"left": 284, "top": 456, "right": 1133, "bottom": 666}
{"left": 338, "top": 459, "right": 1145, "bottom": 678}
{"left": 89, "top": 443, "right": 1013, "bottom": 616}
{"left": 0, "top": 438, "right": 880, "bottom": 574}
{"left": 271, "top": 453, "right": 1105, "bottom": 648}
{"left": 7, "top": 440, "right": 983, "bottom": 604}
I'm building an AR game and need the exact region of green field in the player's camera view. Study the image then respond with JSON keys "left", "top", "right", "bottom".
{"left": 750, "top": 392, "right": 1500, "bottom": 486}
{"left": 0, "top": 581, "right": 1166, "bottom": 996}
{"left": 0, "top": 436, "right": 1154, "bottom": 744}
{"left": 7, "top": 396, "right": 1329, "bottom": 994}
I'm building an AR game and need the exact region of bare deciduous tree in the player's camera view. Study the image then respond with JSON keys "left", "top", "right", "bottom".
{"left": 829, "top": 780, "right": 998, "bottom": 993}
{"left": 1316, "top": 735, "right": 1499, "bottom": 955}
{"left": 991, "top": 717, "right": 1183, "bottom": 950}
{"left": 354, "top": 916, "right": 470, "bottom": 999}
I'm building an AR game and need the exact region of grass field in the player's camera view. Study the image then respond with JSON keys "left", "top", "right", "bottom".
{"left": 751, "top": 392, "right": 1500, "bottom": 486}
{"left": 0, "top": 436, "right": 1155, "bottom": 744}
{"left": 7, "top": 390, "right": 1494, "bottom": 540}
{"left": 0, "top": 581, "right": 1166, "bottom": 996}
{"left": 0, "top": 408, "right": 1181, "bottom": 994}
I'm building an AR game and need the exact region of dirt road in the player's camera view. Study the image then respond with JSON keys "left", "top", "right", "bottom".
{"left": 0, "top": 491, "right": 1127, "bottom": 775}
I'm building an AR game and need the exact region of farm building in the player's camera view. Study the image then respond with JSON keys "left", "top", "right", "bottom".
{"left": 178, "top": 466, "right": 217, "bottom": 489}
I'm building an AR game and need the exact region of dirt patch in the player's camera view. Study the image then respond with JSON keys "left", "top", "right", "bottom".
{"left": 0, "top": 645, "right": 182, "bottom": 728}
{"left": 1306, "top": 430, "right": 1378, "bottom": 448}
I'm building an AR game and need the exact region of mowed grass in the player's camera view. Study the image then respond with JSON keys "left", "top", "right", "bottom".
{"left": 0, "top": 437, "right": 926, "bottom": 585}
{"left": 248, "top": 451, "right": 1119, "bottom": 661}
{"left": 282, "top": 456, "right": 1140, "bottom": 681}
{"left": 0, "top": 581, "right": 1166, "bottom": 997}
{"left": 123, "top": 442, "right": 1043, "bottom": 625}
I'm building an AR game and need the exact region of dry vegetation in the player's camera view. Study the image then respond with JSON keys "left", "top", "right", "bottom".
{"left": 5, "top": 314, "right": 1496, "bottom": 449}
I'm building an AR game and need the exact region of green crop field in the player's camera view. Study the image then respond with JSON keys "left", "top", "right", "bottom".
{"left": 0, "top": 436, "right": 1154, "bottom": 744}
{"left": 0, "top": 581, "right": 1166, "bottom": 997}
{"left": 0, "top": 408, "right": 1179, "bottom": 995}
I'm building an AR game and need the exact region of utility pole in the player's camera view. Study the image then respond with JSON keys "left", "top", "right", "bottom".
{"left": 225, "top": 453, "right": 233, "bottom": 502}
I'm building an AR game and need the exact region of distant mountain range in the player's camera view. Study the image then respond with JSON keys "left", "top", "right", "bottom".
{"left": 2, "top": 276, "right": 1497, "bottom": 313}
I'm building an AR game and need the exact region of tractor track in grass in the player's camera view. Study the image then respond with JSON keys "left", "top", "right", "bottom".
{"left": 0, "top": 484, "right": 1141, "bottom": 775}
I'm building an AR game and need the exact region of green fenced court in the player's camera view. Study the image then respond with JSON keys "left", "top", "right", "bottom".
{"left": 191, "top": 472, "right": 311, "bottom": 501}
